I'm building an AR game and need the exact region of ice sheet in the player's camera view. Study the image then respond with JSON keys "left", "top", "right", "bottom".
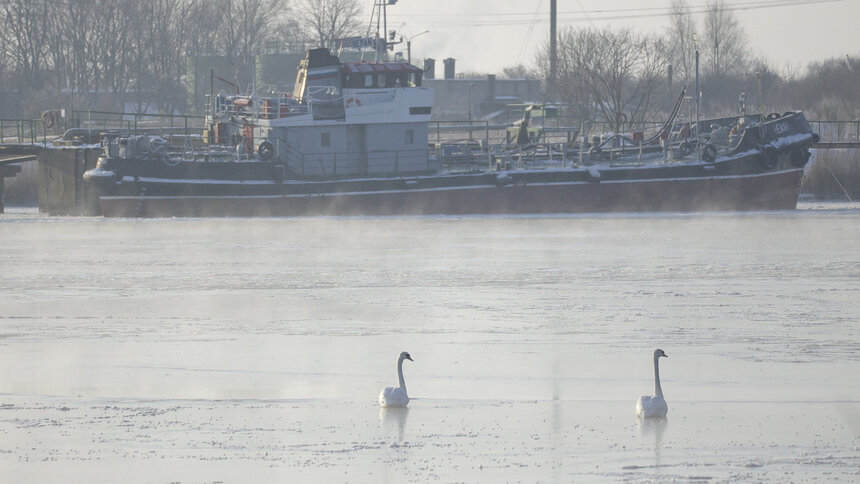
{"left": 1, "top": 203, "right": 858, "bottom": 481}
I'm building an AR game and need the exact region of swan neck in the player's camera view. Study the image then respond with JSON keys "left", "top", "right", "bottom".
{"left": 397, "top": 357, "right": 407, "bottom": 393}
{"left": 653, "top": 355, "right": 663, "bottom": 398}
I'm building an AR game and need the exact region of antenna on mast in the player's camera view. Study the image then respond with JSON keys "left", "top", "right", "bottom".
{"left": 368, "top": 0, "right": 397, "bottom": 62}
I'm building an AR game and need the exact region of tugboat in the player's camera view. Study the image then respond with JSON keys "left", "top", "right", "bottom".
{"left": 84, "top": 68, "right": 817, "bottom": 217}
{"left": 83, "top": 6, "right": 817, "bottom": 217}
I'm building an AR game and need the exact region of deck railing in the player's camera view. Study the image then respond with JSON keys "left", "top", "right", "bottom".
{"left": 70, "top": 111, "right": 205, "bottom": 138}
{"left": 0, "top": 112, "right": 858, "bottom": 149}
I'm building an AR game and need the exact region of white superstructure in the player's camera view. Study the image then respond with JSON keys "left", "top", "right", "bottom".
{"left": 205, "top": 48, "right": 435, "bottom": 177}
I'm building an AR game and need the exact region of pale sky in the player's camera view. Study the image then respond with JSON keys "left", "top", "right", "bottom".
{"left": 381, "top": 0, "right": 860, "bottom": 75}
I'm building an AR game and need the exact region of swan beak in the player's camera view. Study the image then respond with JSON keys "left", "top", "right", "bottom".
{"left": 407, "top": 356, "right": 414, "bottom": 361}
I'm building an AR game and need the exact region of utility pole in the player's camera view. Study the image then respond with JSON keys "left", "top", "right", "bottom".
{"left": 549, "top": 0, "right": 557, "bottom": 101}
{"left": 694, "top": 33, "right": 700, "bottom": 143}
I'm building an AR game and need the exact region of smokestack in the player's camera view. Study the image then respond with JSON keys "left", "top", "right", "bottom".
{"left": 443, "top": 58, "right": 455, "bottom": 80}
{"left": 424, "top": 58, "right": 435, "bottom": 79}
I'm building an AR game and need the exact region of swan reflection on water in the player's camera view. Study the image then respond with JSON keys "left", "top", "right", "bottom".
{"left": 633, "top": 416, "right": 668, "bottom": 481}
{"left": 636, "top": 416, "right": 668, "bottom": 456}
{"left": 379, "top": 406, "right": 410, "bottom": 443}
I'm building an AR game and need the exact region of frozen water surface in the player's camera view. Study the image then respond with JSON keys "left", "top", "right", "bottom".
{"left": 0, "top": 203, "right": 858, "bottom": 482}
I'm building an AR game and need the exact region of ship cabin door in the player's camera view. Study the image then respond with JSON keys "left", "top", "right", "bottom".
{"left": 347, "top": 125, "right": 366, "bottom": 175}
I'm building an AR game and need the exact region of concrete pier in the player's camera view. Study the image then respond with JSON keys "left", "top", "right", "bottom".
{"left": 37, "top": 147, "right": 101, "bottom": 216}
{"left": 0, "top": 163, "right": 23, "bottom": 213}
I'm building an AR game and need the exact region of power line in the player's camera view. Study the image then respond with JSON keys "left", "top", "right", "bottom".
{"left": 387, "top": 0, "right": 842, "bottom": 27}
{"left": 514, "top": 0, "right": 544, "bottom": 67}
{"left": 389, "top": 0, "right": 838, "bottom": 18}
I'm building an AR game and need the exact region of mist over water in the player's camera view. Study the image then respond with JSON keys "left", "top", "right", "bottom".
{"left": 1, "top": 204, "right": 858, "bottom": 482}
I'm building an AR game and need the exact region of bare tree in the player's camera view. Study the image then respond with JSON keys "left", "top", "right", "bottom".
{"left": 185, "top": 0, "right": 227, "bottom": 113}
{"left": 0, "top": 0, "right": 52, "bottom": 92}
{"left": 268, "top": 15, "right": 305, "bottom": 52}
{"left": 541, "top": 27, "right": 669, "bottom": 132}
{"left": 134, "top": 0, "right": 193, "bottom": 114}
{"left": 791, "top": 54, "right": 860, "bottom": 120}
{"left": 95, "top": 0, "right": 138, "bottom": 101}
{"left": 294, "top": 0, "right": 363, "bottom": 51}
{"left": 0, "top": 7, "right": 9, "bottom": 85}
{"left": 54, "top": 0, "right": 98, "bottom": 106}
{"left": 702, "top": 0, "right": 748, "bottom": 78}
{"left": 665, "top": 0, "right": 696, "bottom": 87}
{"left": 535, "top": 27, "right": 595, "bottom": 122}
{"left": 216, "top": 0, "right": 282, "bottom": 61}
{"left": 500, "top": 64, "right": 534, "bottom": 80}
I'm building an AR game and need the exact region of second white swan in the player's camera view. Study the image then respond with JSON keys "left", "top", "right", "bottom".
{"left": 379, "top": 351, "right": 413, "bottom": 408}
{"left": 636, "top": 348, "right": 669, "bottom": 418}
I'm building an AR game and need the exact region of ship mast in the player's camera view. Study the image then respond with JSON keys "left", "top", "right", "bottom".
{"left": 369, "top": 0, "right": 395, "bottom": 62}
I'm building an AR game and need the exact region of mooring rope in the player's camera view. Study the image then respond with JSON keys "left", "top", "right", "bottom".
{"left": 823, "top": 159, "right": 854, "bottom": 203}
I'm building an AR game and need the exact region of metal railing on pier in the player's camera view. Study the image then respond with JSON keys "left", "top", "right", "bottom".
{"left": 70, "top": 110, "right": 205, "bottom": 143}
{"left": 809, "top": 121, "right": 860, "bottom": 147}
{"left": 0, "top": 118, "right": 56, "bottom": 145}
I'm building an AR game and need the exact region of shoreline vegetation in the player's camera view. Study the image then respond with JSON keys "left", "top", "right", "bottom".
{"left": 0, "top": 1, "right": 857, "bottom": 122}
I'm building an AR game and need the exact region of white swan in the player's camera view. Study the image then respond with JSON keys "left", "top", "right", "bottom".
{"left": 636, "top": 348, "right": 669, "bottom": 418}
{"left": 379, "top": 351, "right": 413, "bottom": 408}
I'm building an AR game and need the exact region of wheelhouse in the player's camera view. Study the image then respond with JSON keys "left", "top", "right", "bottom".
{"left": 341, "top": 62, "right": 423, "bottom": 89}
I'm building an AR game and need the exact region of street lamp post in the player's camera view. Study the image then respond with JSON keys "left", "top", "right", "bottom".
{"left": 405, "top": 30, "right": 429, "bottom": 64}
{"left": 693, "top": 33, "right": 700, "bottom": 144}
{"left": 468, "top": 83, "right": 475, "bottom": 139}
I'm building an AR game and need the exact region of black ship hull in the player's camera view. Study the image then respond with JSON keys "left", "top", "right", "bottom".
{"left": 85, "top": 112, "right": 816, "bottom": 218}
{"left": 95, "top": 167, "right": 805, "bottom": 218}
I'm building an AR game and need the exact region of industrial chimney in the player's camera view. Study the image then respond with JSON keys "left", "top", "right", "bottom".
{"left": 424, "top": 58, "right": 435, "bottom": 79}
{"left": 443, "top": 58, "right": 455, "bottom": 80}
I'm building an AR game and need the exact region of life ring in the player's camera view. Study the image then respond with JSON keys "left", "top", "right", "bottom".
{"left": 790, "top": 147, "right": 810, "bottom": 167}
{"left": 345, "top": 97, "right": 361, "bottom": 107}
{"left": 678, "top": 140, "right": 693, "bottom": 157}
{"left": 700, "top": 143, "right": 717, "bottom": 163}
{"left": 42, "top": 110, "right": 55, "bottom": 128}
{"left": 257, "top": 140, "right": 274, "bottom": 161}
{"left": 760, "top": 145, "right": 778, "bottom": 170}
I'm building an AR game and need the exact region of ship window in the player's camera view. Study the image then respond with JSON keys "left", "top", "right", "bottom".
{"left": 378, "top": 74, "right": 386, "bottom": 87}
{"left": 405, "top": 129, "right": 414, "bottom": 145}
{"left": 321, "top": 132, "right": 330, "bottom": 148}
{"left": 364, "top": 74, "right": 373, "bottom": 87}
{"left": 409, "top": 72, "right": 421, "bottom": 87}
